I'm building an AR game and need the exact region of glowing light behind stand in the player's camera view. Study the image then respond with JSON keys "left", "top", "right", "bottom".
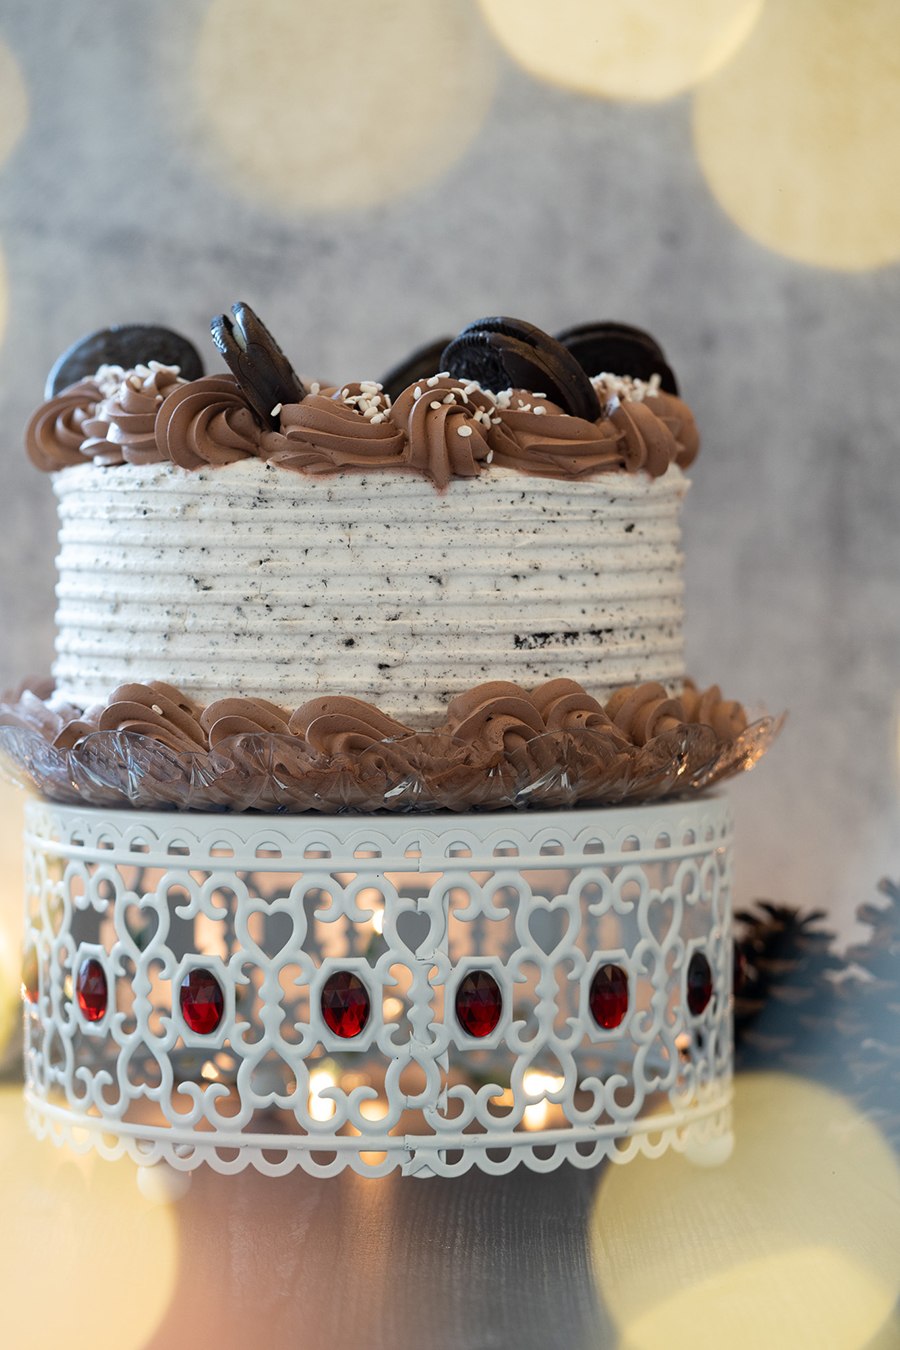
{"left": 0, "top": 1083, "right": 178, "bottom": 1350}
{"left": 693, "top": 0, "right": 900, "bottom": 271}
{"left": 593, "top": 1073, "right": 900, "bottom": 1350}
{"left": 477, "top": 0, "right": 763, "bottom": 103}
{"left": 193, "top": 0, "right": 497, "bottom": 213}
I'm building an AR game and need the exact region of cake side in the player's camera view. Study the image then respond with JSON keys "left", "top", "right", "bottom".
{"left": 51, "top": 458, "right": 687, "bottom": 724}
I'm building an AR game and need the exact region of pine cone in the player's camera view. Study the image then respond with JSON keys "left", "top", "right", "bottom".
{"left": 843, "top": 878, "right": 900, "bottom": 1147}
{"left": 733, "top": 901, "right": 846, "bottom": 1082}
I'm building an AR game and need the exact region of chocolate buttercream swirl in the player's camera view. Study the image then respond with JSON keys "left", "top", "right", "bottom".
{"left": 87, "top": 365, "right": 185, "bottom": 466}
{"left": 155, "top": 374, "right": 263, "bottom": 469}
{"left": 445, "top": 681, "right": 547, "bottom": 755}
{"left": 97, "top": 681, "right": 206, "bottom": 751}
{"left": 260, "top": 386, "right": 407, "bottom": 474}
{"left": 25, "top": 380, "right": 102, "bottom": 472}
{"left": 389, "top": 377, "right": 494, "bottom": 489}
{"left": 649, "top": 390, "right": 701, "bottom": 470}
{"left": 529, "top": 677, "right": 630, "bottom": 742}
{"left": 289, "top": 696, "right": 413, "bottom": 754}
{"left": 608, "top": 399, "right": 679, "bottom": 478}
{"left": 681, "top": 679, "right": 748, "bottom": 739}
{"left": 489, "top": 393, "right": 623, "bottom": 478}
{"left": 200, "top": 696, "right": 291, "bottom": 746}
{"left": 605, "top": 682, "right": 686, "bottom": 745}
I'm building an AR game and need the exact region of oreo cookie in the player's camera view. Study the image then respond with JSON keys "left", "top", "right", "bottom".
{"left": 210, "top": 302, "right": 306, "bottom": 427}
{"left": 441, "top": 317, "right": 601, "bottom": 421}
{"left": 380, "top": 336, "right": 453, "bottom": 402}
{"left": 555, "top": 321, "right": 679, "bottom": 395}
{"left": 45, "top": 325, "right": 205, "bottom": 398}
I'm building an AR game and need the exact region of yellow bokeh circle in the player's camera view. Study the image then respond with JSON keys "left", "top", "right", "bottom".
{"left": 477, "top": 0, "right": 763, "bottom": 103}
{"left": 593, "top": 1073, "right": 900, "bottom": 1350}
{"left": 694, "top": 0, "right": 900, "bottom": 271}
{"left": 0, "top": 39, "right": 27, "bottom": 168}
{"left": 194, "top": 0, "right": 497, "bottom": 212}
{"left": 0, "top": 1087, "right": 178, "bottom": 1349}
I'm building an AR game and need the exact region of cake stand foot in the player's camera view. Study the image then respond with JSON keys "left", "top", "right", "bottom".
{"left": 684, "top": 1130, "right": 734, "bottom": 1168}
{"left": 137, "top": 1160, "right": 193, "bottom": 1204}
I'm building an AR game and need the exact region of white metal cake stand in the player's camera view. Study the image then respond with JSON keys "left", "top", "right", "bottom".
{"left": 22, "top": 795, "right": 734, "bottom": 1187}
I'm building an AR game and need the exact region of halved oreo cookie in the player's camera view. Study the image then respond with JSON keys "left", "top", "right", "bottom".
{"left": 210, "top": 302, "right": 306, "bottom": 427}
{"left": 380, "top": 336, "right": 453, "bottom": 402}
{"left": 441, "top": 317, "right": 601, "bottom": 421}
{"left": 556, "top": 321, "right": 679, "bottom": 395}
{"left": 45, "top": 325, "right": 205, "bottom": 398}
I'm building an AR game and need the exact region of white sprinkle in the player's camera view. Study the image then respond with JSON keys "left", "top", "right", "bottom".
{"left": 430, "top": 400, "right": 442, "bottom": 410}
{"left": 310, "top": 381, "right": 321, "bottom": 395}
{"left": 414, "top": 385, "right": 423, "bottom": 399}
{"left": 442, "top": 393, "right": 455, "bottom": 404}
{"left": 457, "top": 424, "right": 473, "bottom": 437}
{"left": 426, "top": 375, "right": 441, "bottom": 387}
{"left": 486, "top": 449, "right": 494, "bottom": 463}
{"left": 270, "top": 403, "right": 283, "bottom": 417}
{"left": 533, "top": 405, "right": 546, "bottom": 415}
{"left": 370, "top": 412, "right": 384, "bottom": 424}
{"left": 151, "top": 704, "right": 163, "bottom": 716}
{"left": 491, "top": 416, "right": 502, "bottom": 425}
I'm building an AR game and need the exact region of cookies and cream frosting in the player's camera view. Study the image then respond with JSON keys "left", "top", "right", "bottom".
{"left": 50, "top": 453, "right": 688, "bottom": 720}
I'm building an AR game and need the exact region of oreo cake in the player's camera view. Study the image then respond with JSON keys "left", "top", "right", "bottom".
{"left": 10, "top": 307, "right": 778, "bottom": 1184}
{"left": 9, "top": 306, "right": 773, "bottom": 811}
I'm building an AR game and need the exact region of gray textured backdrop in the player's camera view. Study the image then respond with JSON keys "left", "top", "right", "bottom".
{"left": 1, "top": 2, "right": 898, "bottom": 936}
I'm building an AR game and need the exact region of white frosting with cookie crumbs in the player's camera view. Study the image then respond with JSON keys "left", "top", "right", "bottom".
{"left": 51, "top": 457, "right": 687, "bottom": 723}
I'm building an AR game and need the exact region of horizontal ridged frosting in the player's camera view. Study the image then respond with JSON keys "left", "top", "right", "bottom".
{"left": 52, "top": 459, "right": 687, "bottom": 725}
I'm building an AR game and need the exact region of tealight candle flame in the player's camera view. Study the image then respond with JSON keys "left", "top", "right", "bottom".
{"left": 522, "top": 1070, "right": 565, "bottom": 1131}
{"left": 359, "top": 1096, "right": 387, "bottom": 1122}
{"left": 309, "top": 1065, "right": 337, "bottom": 1121}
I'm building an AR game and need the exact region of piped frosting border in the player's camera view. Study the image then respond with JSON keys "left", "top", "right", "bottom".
{"left": 0, "top": 677, "right": 781, "bottom": 814}
{"left": 26, "top": 366, "right": 699, "bottom": 490}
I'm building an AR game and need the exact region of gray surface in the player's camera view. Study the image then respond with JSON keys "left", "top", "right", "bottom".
{"left": 143, "top": 1164, "right": 611, "bottom": 1350}
{"left": 1, "top": 2, "right": 900, "bottom": 937}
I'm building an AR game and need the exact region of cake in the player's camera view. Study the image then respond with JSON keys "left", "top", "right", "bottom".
{"left": 18, "top": 308, "right": 749, "bottom": 782}
{"left": 9, "top": 308, "right": 778, "bottom": 1181}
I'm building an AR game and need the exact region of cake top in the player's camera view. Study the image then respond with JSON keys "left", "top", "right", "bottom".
{"left": 26, "top": 309, "right": 699, "bottom": 489}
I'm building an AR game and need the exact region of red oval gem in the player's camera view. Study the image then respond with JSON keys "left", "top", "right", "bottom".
{"left": 321, "top": 970, "right": 370, "bottom": 1039}
{"left": 76, "top": 958, "right": 108, "bottom": 1022}
{"left": 180, "top": 968, "right": 224, "bottom": 1035}
{"left": 687, "top": 951, "right": 713, "bottom": 1016}
{"left": 589, "top": 963, "right": 628, "bottom": 1030}
{"left": 455, "top": 970, "right": 502, "bottom": 1038}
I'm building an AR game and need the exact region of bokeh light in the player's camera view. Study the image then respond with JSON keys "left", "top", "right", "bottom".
{"left": 476, "top": 0, "right": 763, "bottom": 103}
{"left": 194, "top": 0, "right": 497, "bottom": 212}
{"left": 0, "top": 39, "right": 28, "bottom": 168}
{"left": 693, "top": 0, "right": 900, "bottom": 271}
{"left": 593, "top": 1073, "right": 900, "bottom": 1349}
{"left": 0, "top": 1086, "right": 178, "bottom": 1349}
{"left": 0, "top": 777, "right": 22, "bottom": 1067}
